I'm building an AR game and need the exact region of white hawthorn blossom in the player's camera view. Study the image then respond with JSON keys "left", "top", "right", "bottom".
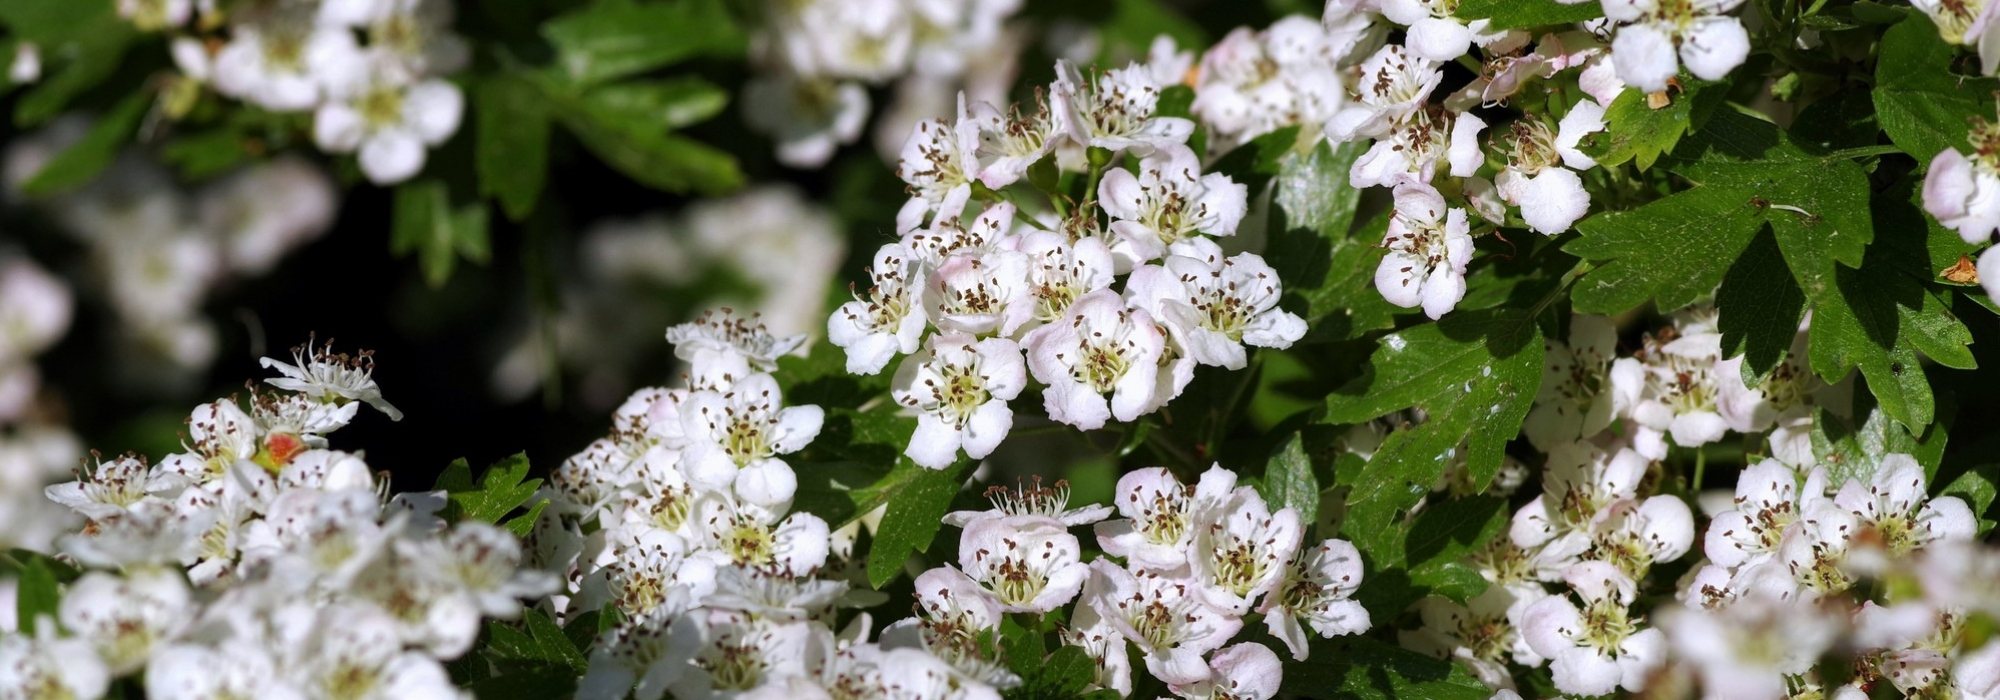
{"left": 1187, "top": 485, "right": 1303, "bottom": 614}
{"left": 896, "top": 108, "right": 980, "bottom": 234}
{"left": 1095, "top": 465, "right": 1237, "bottom": 571}
{"left": 1126, "top": 239, "right": 1306, "bottom": 370}
{"left": 1097, "top": 144, "right": 1250, "bottom": 265}
{"left": 261, "top": 337, "right": 404, "bottom": 421}
{"left": 1023, "top": 289, "right": 1167, "bottom": 430}
{"left": 311, "top": 61, "right": 463, "bottom": 185}
{"left": 1834, "top": 454, "right": 1977, "bottom": 562}
{"left": 1326, "top": 45, "right": 1442, "bottom": 142}
{"left": 1052, "top": 60, "right": 1194, "bottom": 154}
{"left": 1521, "top": 561, "right": 1667, "bottom": 696}
{"left": 1262, "top": 538, "right": 1371, "bottom": 660}
{"left": 1603, "top": 0, "right": 1751, "bottom": 92}
{"left": 1081, "top": 560, "right": 1242, "bottom": 685}
{"left": 1494, "top": 103, "right": 1603, "bottom": 235}
{"left": 891, "top": 333, "right": 1028, "bottom": 469}
{"left": 959, "top": 515, "right": 1088, "bottom": 613}
{"left": 1924, "top": 114, "right": 2000, "bottom": 245}
{"left": 677, "top": 372, "right": 823, "bottom": 507}
{"left": 829, "top": 243, "right": 930, "bottom": 375}
{"left": 1525, "top": 315, "right": 1619, "bottom": 451}
{"left": 1374, "top": 180, "right": 1472, "bottom": 319}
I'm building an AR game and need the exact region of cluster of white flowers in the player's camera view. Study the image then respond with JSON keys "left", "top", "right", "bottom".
{"left": 0, "top": 256, "right": 81, "bottom": 554}
{"left": 899, "top": 467, "right": 1369, "bottom": 698}
{"left": 745, "top": 0, "right": 1025, "bottom": 168}
{"left": 138, "top": 0, "right": 468, "bottom": 184}
{"left": 492, "top": 186, "right": 845, "bottom": 410}
{"left": 3, "top": 339, "right": 558, "bottom": 700}
{"left": 1380, "top": 304, "right": 2000, "bottom": 698}
{"left": 539, "top": 312, "right": 855, "bottom": 699}
{"left": 5, "top": 126, "right": 338, "bottom": 391}
{"left": 1152, "top": 0, "right": 1752, "bottom": 319}
{"left": 548, "top": 310, "right": 1367, "bottom": 698}
{"left": 830, "top": 57, "right": 1307, "bottom": 467}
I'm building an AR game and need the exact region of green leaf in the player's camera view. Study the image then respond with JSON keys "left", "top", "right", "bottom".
{"left": 1267, "top": 139, "right": 1398, "bottom": 342}
{"left": 21, "top": 93, "right": 146, "bottom": 195}
{"left": 1283, "top": 636, "right": 1492, "bottom": 700}
{"left": 1812, "top": 396, "right": 1950, "bottom": 485}
{"left": 476, "top": 74, "right": 553, "bottom": 221}
{"left": 1803, "top": 185, "right": 1977, "bottom": 430}
{"left": 1324, "top": 309, "right": 1541, "bottom": 572}
{"left": 1007, "top": 645, "right": 1099, "bottom": 700}
{"left": 1092, "top": 0, "right": 1206, "bottom": 59}
{"left": 1409, "top": 562, "right": 1490, "bottom": 603}
{"left": 1580, "top": 78, "right": 1723, "bottom": 170}
{"left": 530, "top": 71, "right": 743, "bottom": 196}
{"left": 442, "top": 453, "right": 544, "bottom": 525}
{"left": 1665, "top": 110, "right": 1875, "bottom": 278}
{"left": 160, "top": 130, "right": 257, "bottom": 182}
{"left": 1875, "top": 12, "right": 1999, "bottom": 167}
{"left": 1567, "top": 185, "right": 1767, "bottom": 314}
{"left": 1716, "top": 226, "right": 1808, "bottom": 384}
{"left": 1572, "top": 109, "right": 1882, "bottom": 335}
{"left": 1454, "top": 0, "right": 1602, "bottom": 29}
{"left": 466, "top": 668, "right": 578, "bottom": 700}
{"left": 865, "top": 462, "right": 970, "bottom": 589}
{"left": 15, "top": 557, "right": 59, "bottom": 635}
{"left": 1259, "top": 432, "right": 1320, "bottom": 528}
{"left": 583, "top": 77, "right": 730, "bottom": 131}
{"left": 1938, "top": 466, "right": 1997, "bottom": 534}
{"left": 500, "top": 498, "right": 549, "bottom": 538}
{"left": 525, "top": 608, "right": 588, "bottom": 673}
{"left": 393, "top": 179, "right": 492, "bottom": 288}
{"left": 541, "top": 0, "right": 745, "bottom": 87}
{"left": 12, "top": 10, "right": 132, "bottom": 126}
{"left": 435, "top": 457, "right": 477, "bottom": 492}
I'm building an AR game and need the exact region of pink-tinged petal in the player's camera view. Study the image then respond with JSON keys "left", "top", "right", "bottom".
{"left": 358, "top": 129, "right": 427, "bottom": 184}
{"left": 1043, "top": 380, "right": 1112, "bottom": 430}
{"left": 734, "top": 458, "right": 797, "bottom": 508}
{"left": 1921, "top": 495, "right": 1977, "bottom": 542}
{"left": 1520, "top": 595, "right": 1582, "bottom": 660}
{"left": 1680, "top": 17, "right": 1750, "bottom": 81}
{"left": 1419, "top": 263, "right": 1466, "bottom": 319}
{"left": 1517, "top": 168, "right": 1591, "bottom": 235}
{"left": 405, "top": 80, "right": 464, "bottom": 144}
{"left": 960, "top": 400, "right": 1014, "bottom": 460}
{"left": 1610, "top": 24, "right": 1678, "bottom": 92}
{"left": 905, "top": 413, "right": 963, "bottom": 469}
{"left": 1207, "top": 643, "right": 1283, "bottom": 700}
{"left": 1407, "top": 17, "right": 1473, "bottom": 62}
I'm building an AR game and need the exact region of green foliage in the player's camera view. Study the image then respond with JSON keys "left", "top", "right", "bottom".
{"left": 1581, "top": 79, "right": 1724, "bottom": 170}
{"left": 1323, "top": 309, "right": 1541, "bottom": 605}
{"left": 1282, "top": 636, "right": 1493, "bottom": 700}
{"left": 1259, "top": 431, "right": 1321, "bottom": 527}
{"left": 1716, "top": 227, "right": 1808, "bottom": 385}
{"left": 0, "top": 0, "right": 133, "bottom": 126}
{"left": 13, "top": 557, "right": 61, "bottom": 636}
{"left": 1267, "top": 139, "right": 1400, "bottom": 343}
{"left": 436, "top": 453, "right": 546, "bottom": 526}
{"left": 20, "top": 92, "right": 147, "bottom": 195}
{"left": 865, "top": 461, "right": 973, "bottom": 588}
{"left": 394, "top": 180, "right": 494, "bottom": 289}
{"left": 1454, "top": 0, "right": 1602, "bottom": 29}
{"left": 541, "top": 0, "right": 746, "bottom": 87}
{"left": 1875, "top": 13, "right": 1999, "bottom": 167}
{"left": 476, "top": 75, "right": 554, "bottom": 221}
